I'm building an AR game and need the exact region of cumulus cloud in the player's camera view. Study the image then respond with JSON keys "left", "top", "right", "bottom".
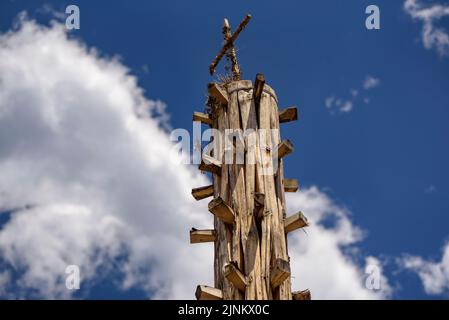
{"left": 363, "top": 75, "right": 380, "bottom": 90}
{"left": 400, "top": 241, "right": 449, "bottom": 295}
{"left": 0, "top": 17, "right": 390, "bottom": 299}
{"left": 325, "top": 75, "right": 379, "bottom": 114}
{"left": 404, "top": 0, "right": 449, "bottom": 56}
{"left": 286, "top": 188, "right": 391, "bottom": 299}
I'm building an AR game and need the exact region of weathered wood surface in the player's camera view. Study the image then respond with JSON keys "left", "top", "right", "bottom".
{"left": 195, "top": 285, "right": 223, "bottom": 300}
{"left": 197, "top": 79, "right": 299, "bottom": 300}
{"left": 190, "top": 229, "right": 216, "bottom": 244}
{"left": 283, "top": 178, "right": 299, "bottom": 192}
{"left": 292, "top": 289, "right": 311, "bottom": 300}
{"left": 192, "top": 185, "right": 214, "bottom": 200}
{"left": 193, "top": 111, "right": 213, "bottom": 125}
{"left": 279, "top": 106, "right": 298, "bottom": 123}
{"left": 284, "top": 212, "right": 308, "bottom": 233}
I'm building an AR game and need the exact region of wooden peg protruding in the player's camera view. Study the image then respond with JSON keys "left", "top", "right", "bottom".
{"left": 193, "top": 112, "right": 213, "bottom": 125}
{"left": 279, "top": 106, "right": 298, "bottom": 123}
{"left": 284, "top": 212, "right": 309, "bottom": 234}
{"left": 292, "top": 289, "right": 311, "bottom": 300}
{"left": 190, "top": 228, "right": 216, "bottom": 244}
{"left": 270, "top": 258, "right": 291, "bottom": 289}
{"left": 208, "top": 83, "right": 229, "bottom": 105}
{"left": 224, "top": 262, "right": 247, "bottom": 291}
{"left": 192, "top": 185, "right": 214, "bottom": 200}
{"left": 199, "top": 154, "right": 221, "bottom": 175}
{"left": 195, "top": 285, "right": 223, "bottom": 300}
{"left": 208, "top": 197, "right": 235, "bottom": 224}
{"left": 284, "top": 178, "right": 299, "bottom": 192}
{"left": 276, "top": 139, "right": 294, "bottom": 159}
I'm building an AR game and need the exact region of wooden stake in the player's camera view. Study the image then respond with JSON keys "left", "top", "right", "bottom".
{"left": 224, "top": 262, "right": 247, "bottom": 291}
{"left": 193, "top": 112, "right": 213, "bottom": 125}
{"left": 253, "top": 73, "right": 265, "bottom": 107}
{"left": 270, "top": 258, "right": 291, "bottom": 289}
{"left": 284, "top": 178, "right": 299, "bottom": 192}
{"left": 279, "top": 107, "right": 298, "bottom": 123}
{"left": 284, "top": 212, "right": 308, "bottom": 234}
{"left": 208, "top": 196, "right": 235, "bottom": 224}
{"left": 192, "top": 185, "right": 214, "bottom": 200}
{"left": 292, "top": 289, "right": 311, "bottom": 300}
{"left": 195, "top": 285, "right": 223, "bottom": 300}
{"left": 190, "top": 228, "right": 216, "bottom": 244}
{"left": 276, "top": 139, "right": 294, "bottom": 159}
{"left": 208, "top": 83, "right": 229, "bottom": 105}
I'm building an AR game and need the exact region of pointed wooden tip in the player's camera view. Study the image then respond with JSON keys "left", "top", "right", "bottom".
{"left": 271, "top": 258, "right": 291, "bottom": 289}
{"left": 224, "top": 262, "right": 247, "bottom": 291}
{"left": 292, "top": 289, "right": 311, "bottom": 300}
{"left": 190, "top": 229, "right": 216, "bottom": 244}
{"left": 195, "top": 285, "right": 223, "bottom": 300}
{"left": 284, "top": 178, "right": 299, "bottom": 192}
{"left": 253, "top": 73, "right": 265, "bottom": 106}
{"left": 191, "top": 185, "right": 214, "bottom": 200}
{"left": 208, "top": 197, "right": 235, "bottom": 224}
{"left": 284, "top": 212, "right": 309, "bottom": 234}
{"left": 279, "top": 106, "right": 298, "bottom": 123}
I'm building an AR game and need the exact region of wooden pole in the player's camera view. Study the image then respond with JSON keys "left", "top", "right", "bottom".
{"left": 191, "top": 15, "right": 310, "bottom": 300}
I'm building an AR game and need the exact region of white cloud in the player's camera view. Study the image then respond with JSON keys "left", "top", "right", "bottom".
{"left": 404, "top": 0, "right": 449, "bottom": 56}
{"left": 286, "top": 188, "right": 391, "bottom": 299}
{"left": 0, "top": 17, "right": 390, "bottom": 299}
{"left": 363, "top": 75, "right": 380, "bottom": 90}
{"left": 400, "top": 241, "right": 449, "bottom": 295}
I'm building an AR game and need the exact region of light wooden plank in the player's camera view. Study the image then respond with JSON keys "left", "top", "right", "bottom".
{"left": 270, "top": 258, "right": 291, "bottom": 289}
{"left": 208, "top": 196, "right": 235, "bottom": 224}
{"left": 195, "top": 285, "right": 223, "bottom": 300}
{"left": 284, "top": 178, "right": 298, "bottom": 192}
{"left": 279, "top": 106, "right": 298, "bottom": 123}
{"left": 276, "top": 139, "right": 294, "bottom": 159}
{"left": 224, "top": 262, "right": 247, "bottom": 291}
{"left": 292, "top": 289, "right": 311, "bottom": 300}
{"left": 193, "top": 112, "right": 213, "bottom": 125}
{"left": 190, "top": 228, "right": 216, "bottom": 244}
{"left": 284, "top": 212, "right": 309, "bottom": 234}
{"left": 191, "top": 185, "right": 214, "bottom": 200}
{"left": 208, "top": 83, "right": 229, "bottom": 105}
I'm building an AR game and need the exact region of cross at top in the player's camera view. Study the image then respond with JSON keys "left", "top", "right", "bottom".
{"left": 209, "top": 14, "right": 251, "bottom": 81}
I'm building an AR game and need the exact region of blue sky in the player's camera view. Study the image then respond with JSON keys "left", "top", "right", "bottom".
{"left": 0, "top": 0, "right": 448, "bottom": 299}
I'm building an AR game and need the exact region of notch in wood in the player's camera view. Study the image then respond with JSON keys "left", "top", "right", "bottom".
{"left": 284, "top": 212, "right": 309, "bottom": 234}
{"left": 208, "top": 83, "right": 229, "bottom": 105}
{"left": 276, "top": 139, "right": 294, "bottom": 159}
{"left": 253, "top": 73, "right": 265, "bottom": 107}
{"left": 292, "top": 289, "right": 311, "bottom": 300}
{"left": 190, "top": 228, "right": 216, "bottom": 244}
{"left": 284, "top": 178, "right": 299, "bottom": 192}
{"left": 279, "top": 106, "right": 298, "bottom": 123}
{"left": 192, "top": 185, "right": 214, "bottom": 200}
{"left": 270, "top": 258, "right": 291, "bottom": 289}
{"left": 224, "top": 262, "right": 247, "bottom": 291}
{"left": 208, "top": 196, "right": 235, "bottom": 224}
{"left": 253, "top": 192, "right": 265, "bottom": 219}
{"left": 199, "top": 154, "right": 221, "bottom": 175}
{"left": 193, "top": 112, "right": 213, "bottom": 125}
{"left": 195, "top": 285, "right": 223, "bottom": 300}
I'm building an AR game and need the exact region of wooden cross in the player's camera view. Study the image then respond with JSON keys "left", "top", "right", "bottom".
{"left": 209, "top": 14, "right": 251, "bottom": 80}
